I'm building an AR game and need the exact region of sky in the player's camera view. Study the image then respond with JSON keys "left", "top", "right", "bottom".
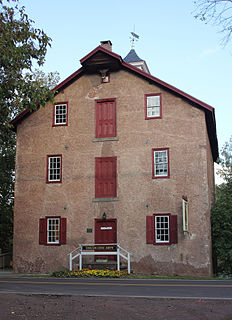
{"left": 18, "top": 0, "right": 232, "bottom": 151}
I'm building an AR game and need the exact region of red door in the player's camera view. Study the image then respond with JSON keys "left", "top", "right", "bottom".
{"left": 95, "top": 219, "right": 117, "bottom": 261}
{"left": 95, "top": 99, "right": 116, "bottom": 138}
{"left": 95, "top": 157, "right": 117, "bottom": 198}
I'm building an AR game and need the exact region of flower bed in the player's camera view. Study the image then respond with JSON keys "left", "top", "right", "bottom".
{"left": 52, "top": 269, "right": 128, "bottom": 278}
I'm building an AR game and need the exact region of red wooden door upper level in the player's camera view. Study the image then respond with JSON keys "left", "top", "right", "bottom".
{"left": 95, "top": 99, "right": 116, "bottom": 138}
{"left": 95, "top": 157, "right": 117, "bottom": 198}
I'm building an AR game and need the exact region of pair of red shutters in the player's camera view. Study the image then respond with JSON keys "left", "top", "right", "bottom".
{"left": 39, "top": 218, "right": 66, "bottom": 245}
{"left": 146, "top": 215, "right": 178, "bottom": 244}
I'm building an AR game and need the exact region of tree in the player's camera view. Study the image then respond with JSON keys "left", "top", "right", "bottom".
{"left": 0, "top": 0, "right": 59, "bottom": 253}
{"left": 211, "top": 136, "right": 232, "bottom": 275}
{"left": 194, "top": 0, "right": 232, "bottom": 45}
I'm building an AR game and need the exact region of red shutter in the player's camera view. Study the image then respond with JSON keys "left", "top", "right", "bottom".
{"left": 146, "top": 216, "right": 154, "bottom": 244}
{"left": 95, "top": 157, "right": 117, "bottom": 198}
{"left": 60, "top": 218, "right": 67, "bottom": 245}
{"left": 170, "top": 215, "right": 178, "bottom": 244}
{"left": 95, "top": 100, "right": 116, "bottom": 138}
{"left": 39, "top": 218, "right": 47, "bottom": 245}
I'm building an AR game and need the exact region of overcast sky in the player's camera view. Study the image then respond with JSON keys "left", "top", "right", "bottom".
{"left": 19, "top": 0, "right": 232, "bottom": 152}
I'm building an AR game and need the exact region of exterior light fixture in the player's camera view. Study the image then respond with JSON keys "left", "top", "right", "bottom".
{"left": 102, "top": 212, "right": 106, "bottom": 220}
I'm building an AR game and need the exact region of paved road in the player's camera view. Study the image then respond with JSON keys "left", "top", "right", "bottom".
{"left": 0, "top": 277, "right": 232, "bottom": 299}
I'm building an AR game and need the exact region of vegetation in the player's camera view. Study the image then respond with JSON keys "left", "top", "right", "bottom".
{"left": 0, "top": 0, "right": 59, "bottom": 252}
{"left": 194, "top": 0, "right": 232, "bottom": 45}
{"left": 212, "top": 136, "right": 232, "bottom": 275}
{"left": 52, "top": 269, "right": 129, "bottom": 278}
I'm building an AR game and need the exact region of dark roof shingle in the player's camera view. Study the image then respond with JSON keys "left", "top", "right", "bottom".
{"left": 124, "top": 49, "right": 143, "bottom": 62}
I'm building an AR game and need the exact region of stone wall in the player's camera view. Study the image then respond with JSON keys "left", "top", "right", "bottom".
{"left": 13, "top": 69, "right": 215, "bottom": 275}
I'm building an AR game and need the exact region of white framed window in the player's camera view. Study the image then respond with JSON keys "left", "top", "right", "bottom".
{"left": 146, "top": 214, "right": 178, "bottom": 245}
{"left": 153, "top": 148, "right": 169, "bottom": 178}
{"left": 182, "top": 196, "right": 189, "bottom": 233}
{"left": 47, "top": 218, "right": 60, "bottom": 244}
{"left": 155, "top": 215, "right": 170, "bottom": 243}
{"left": 39, "top": 217, "right": 67, "bottom": 246}
{"left": 53, "top": 103, "right": 68, "bottom": 126}
{"left": 145, "top": 94, "right": 161, "bottom": 119}
{"left": 47, "top": 155, "right": 62, "bottom": 183}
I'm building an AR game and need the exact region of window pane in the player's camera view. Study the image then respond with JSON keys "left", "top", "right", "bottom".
{"left": 55, "top": 104, "right": 67, "bottom": 124}
{"left": 154, "top": 150, "right": 168, "bottom": 177}
{"left": 48, "top": 156, "right": 61, "bottom": 181}
{"left": 147, "top": 96, "right": 160, "bottom": 118}
{"left": 155, "top": 215, "right": 169, "bottom": 243}
{"left": 47, "top": 218, "right": 60, "bottom": 244}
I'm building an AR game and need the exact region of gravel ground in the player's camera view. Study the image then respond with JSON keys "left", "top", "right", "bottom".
{"left": 1, "top": 293, "right": 232, "bottom": 320}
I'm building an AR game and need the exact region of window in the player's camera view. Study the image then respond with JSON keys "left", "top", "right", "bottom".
{"left": 146, "top": 214, "right": 178, "bottom": 245}
{"left": 47, "top": 218, "right": 60, "bottom": 244}
{"left": 47, "top": 155, "right": 62, "bottom": 183}
{"left": 53, "top": 102, "right": 68, "bottom": 126}
{"left": 95, "top": 99, "right": 116, "bottom": 138}
{"left": 152, "top": 148, "right": 170, "bottom": 178}
{"left": 155, "top": 215, "right": 169, "bottom": 243}
{"left": 182, "top": 196, "right": 189, "bottom": 233}
{"left": 95, "top": 157, "right": 117, "bottom": 198}
{"left": 145, "top": 94, "right": 162, "bottom": 119}
{"left": 39, "top": 217, "right": 66, "bottom": 246}
{"left": 102, "top": 73, "right": 110, "bottom": 83}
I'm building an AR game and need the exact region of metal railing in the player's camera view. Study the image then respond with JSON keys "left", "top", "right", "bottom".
{"left": 68, "top": 243, "right": 131, "bottom": 274}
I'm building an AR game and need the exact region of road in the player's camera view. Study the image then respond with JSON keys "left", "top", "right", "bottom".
{"left": 0, "top": 277, "right": 232, "bottom": 299}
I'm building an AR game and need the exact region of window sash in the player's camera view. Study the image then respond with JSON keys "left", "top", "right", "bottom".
{"left": 47, "top": 218, "right": 60, "bottom": 244}
{"left": 146, "top": 95, "right": 160, "bottom": 118}
{"left": 155, "top": 215, "right": 170, "bottom": 243}
{"left": 48, "top": 156, "right": 61, "bottom": 182}
{"left": 154, "top": 150, "right": 168, "bottom": 177}
{"left": 55, "top": 104, "right": 67, "bottom": 125}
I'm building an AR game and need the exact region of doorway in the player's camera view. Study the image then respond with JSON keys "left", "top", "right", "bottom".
{"left": 94, "top": 218, "right": 117, "bottom": 261}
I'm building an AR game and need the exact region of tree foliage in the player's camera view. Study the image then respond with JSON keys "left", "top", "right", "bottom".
{"left": 194, "top": 0, "right": 232, "bottom": 45}
{"left": 0, "top": 0, "right": 59, "bottom": 253}
{"left": 211, "top": 136, "right": 232, "bottom": 275}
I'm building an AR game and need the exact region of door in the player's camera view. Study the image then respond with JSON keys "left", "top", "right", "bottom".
{"left": 95, "top": 219, "right": 117, "bottom": 261}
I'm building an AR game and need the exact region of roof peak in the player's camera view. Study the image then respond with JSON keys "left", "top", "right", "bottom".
{"left": 124, "top": 48, "right": 143, "bottom": 63}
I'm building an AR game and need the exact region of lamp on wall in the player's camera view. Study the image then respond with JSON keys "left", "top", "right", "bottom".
{"left": 102, "top": 212, "right": 106, "bottom": 220}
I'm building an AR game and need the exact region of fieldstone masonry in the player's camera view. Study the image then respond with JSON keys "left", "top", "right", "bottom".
{"left": 12, "top": 43, "right": 217, "bottom": 276}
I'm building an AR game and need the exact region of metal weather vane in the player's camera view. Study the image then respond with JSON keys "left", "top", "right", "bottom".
{"left": 130, "top": 30, "right": 139, "bottom": 49}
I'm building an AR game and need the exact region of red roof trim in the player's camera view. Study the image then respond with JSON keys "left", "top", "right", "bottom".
{"left": 54, "top": 67, "right": 84, "bottom": 92}
{"left": 80, "top": 45, "right": 123, "bottom": 64}
{"left": 10, "top": 68, "right": 84, "bottom": 128}
{"left": 10, "top": 108, "right": 31, "bottom": 126}
{"left": 10, "top": 47, "right": 217, "bottom": 161}
{"left": 121, "top": 61, "right": 214, "bottom": 112}
{"left": 11, "top": 47, "right": 214, "bottom": 128}
{"left": 81, "top": 46, "right": 214, "bottom": 112}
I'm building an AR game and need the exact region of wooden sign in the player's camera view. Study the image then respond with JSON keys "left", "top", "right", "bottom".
{"left": 82, "top": 245, "right": 117, "bottom": 251}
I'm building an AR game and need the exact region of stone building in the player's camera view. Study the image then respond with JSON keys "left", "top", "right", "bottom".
{"left": 11, "top": 41, "right": 218, "bottom": 275}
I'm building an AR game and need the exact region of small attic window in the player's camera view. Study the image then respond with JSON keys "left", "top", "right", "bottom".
{"left": 99, "top": 69, "right": 110, "bottom": 83}
{"left": 102, "top": 73, "right": 110, "bottom": 83}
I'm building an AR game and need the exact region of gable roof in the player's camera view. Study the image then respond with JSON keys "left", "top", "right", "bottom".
{"left": 10, "top": 45, "right": 218, "bottom": 161}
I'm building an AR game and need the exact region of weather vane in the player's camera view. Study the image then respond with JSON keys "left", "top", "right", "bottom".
{"left": 130, "top": 28, "right": 139, "bottom": 49}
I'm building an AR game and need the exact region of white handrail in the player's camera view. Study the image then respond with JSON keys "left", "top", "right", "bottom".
{"left": 68, "top": 243, "right": 131, "bottom": 274}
